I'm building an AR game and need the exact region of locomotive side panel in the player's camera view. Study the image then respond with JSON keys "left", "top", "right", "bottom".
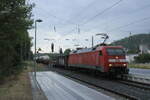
{"left": 68, "top": 51, "right": 105, "bottom": 72}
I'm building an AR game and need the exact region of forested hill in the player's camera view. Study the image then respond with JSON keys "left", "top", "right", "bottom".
{"left": 111, "top": 33, "right": 150, "bottom": 53}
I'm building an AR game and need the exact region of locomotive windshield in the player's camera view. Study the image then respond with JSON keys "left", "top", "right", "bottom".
{"left": 106, "top": 48, "right": 125, "bottom": 56}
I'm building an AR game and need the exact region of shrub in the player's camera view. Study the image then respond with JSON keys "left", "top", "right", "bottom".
{"left": 134, "top": 53, "right": 150, "bottom": 63}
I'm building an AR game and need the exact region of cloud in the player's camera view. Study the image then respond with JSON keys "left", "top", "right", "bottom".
{"left": 28, "top": 0, "right": 150, "bottom": 53}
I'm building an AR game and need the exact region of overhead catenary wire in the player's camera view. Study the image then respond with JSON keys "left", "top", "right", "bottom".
{"left": 66, "top": 0, "right": 98, "bottom": 23}
{"left": 34, "top": 0, "right": 100, "bottom": 31}
{"left": 108, "top": 16, "right": 150, "bottom": 32}
{"left": 63, "top": 4, "right": 150, "bottom": 48}
{"left": 81, "top": 0, "right": 123, "bottom": 26}
{"left": 81, "top": 3, "right": 150, "bottom": 33}
{"left": 37, "top": 7, "right": 76, "bottom": 25}
{"left": 33, "top": 0, "right": 102, "bottom": 33}
{"left": 65, "top": 0, "right": 123, "bottom": 34}
{"left": 47, "top": 12, "right": 75, "bottom": 25}
{"left": 59, "top": 0, "right": 100, "bottom": 33}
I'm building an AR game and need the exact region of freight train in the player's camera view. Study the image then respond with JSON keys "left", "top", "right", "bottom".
{"left": 54, "top": 44, "right": 129, "bottom": 76}
{"left": 36, "top": 55, "right": 50, "bottom": 64}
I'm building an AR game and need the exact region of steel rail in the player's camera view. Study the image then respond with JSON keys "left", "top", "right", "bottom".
{"left": 117, "top": 80, "right": 150, "bottom": 90}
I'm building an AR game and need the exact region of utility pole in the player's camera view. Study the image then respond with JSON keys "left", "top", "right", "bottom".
{"left": 130, "top": 32, "right": 132, "bottom": 41}
{"left": 92, "top": 36, "right": 94, "bottom": 48}
{"left": 54, "top": 26, "right": 56, "bottom": 32}
{"left": 77, "top": 24, "right": 80, "bottom": 34}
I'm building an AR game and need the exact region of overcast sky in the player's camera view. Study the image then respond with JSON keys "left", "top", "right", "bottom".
{"left": 28, "top": 0, "right": 150, "bottom": 53}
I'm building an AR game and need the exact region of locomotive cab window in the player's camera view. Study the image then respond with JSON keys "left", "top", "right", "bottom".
{"left": 106, "top": 48, "right": 125, "bottom": 56}
{"left": 99, "top": 50, "right": 102, "bottom": 56}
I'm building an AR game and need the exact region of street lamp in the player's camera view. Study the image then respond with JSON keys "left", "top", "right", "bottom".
{"left": 34, "top": 19, "right": 42, "bottom": 78}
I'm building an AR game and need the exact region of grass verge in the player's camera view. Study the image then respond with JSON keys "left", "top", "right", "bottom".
{"left": 0, "top": 62, "right": 33, "bottom": 100}
{"left": 26, "top": 61, "right": 49, "bottom": 71}
{"left": 129, "top": 63, "right": 150, "bottom": 69}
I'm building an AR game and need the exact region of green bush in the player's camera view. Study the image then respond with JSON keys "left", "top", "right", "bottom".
{"left": 0, "top": 0, "right": 33, "bottom": 81}
{"left": 134, "top": 54, "right": 150, "bottom": 63}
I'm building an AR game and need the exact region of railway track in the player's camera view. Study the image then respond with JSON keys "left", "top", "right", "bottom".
{"left": 50, "top": 67, "right": 150, "bottom": 100}
{"left": 122, "top": 74, "right": 150, "bottom": 85}
{"left": 117, "top": 80, "right": 150, "bottom": 91}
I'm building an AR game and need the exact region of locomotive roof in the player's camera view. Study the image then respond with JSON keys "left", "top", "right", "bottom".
{"left": 70, "top": 45, "right": 123, "bottom": 54}
{"left": 70, "top": 48, "right": 93, "bottom": 54}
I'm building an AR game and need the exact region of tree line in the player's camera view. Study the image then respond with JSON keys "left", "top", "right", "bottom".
{"left": 111, "top": 33, "right": 150, "bottom": 54}
{"left": 0, "top": 0, "right": 33, "bottom": 81}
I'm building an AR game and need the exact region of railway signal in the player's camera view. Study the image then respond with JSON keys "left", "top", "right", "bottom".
{"left": 59, "top": 48, "right": 63, "bottom": 54}
{"left": 51, "top": 43, "right": 54, "bottom": 52}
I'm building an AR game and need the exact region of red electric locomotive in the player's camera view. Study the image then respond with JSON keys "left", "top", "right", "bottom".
{"left": 55, "top": 34, "right": 129, "bottom": 75}
{"left": 68, "top": 45, "right": 129, "bottom": 75}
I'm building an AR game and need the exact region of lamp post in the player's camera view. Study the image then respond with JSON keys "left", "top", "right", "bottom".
{"left": 34, "top": 19, "right": 42, "bottom": 78}
{"left": 91, "top": 36, "right": 94, "bottom": 48}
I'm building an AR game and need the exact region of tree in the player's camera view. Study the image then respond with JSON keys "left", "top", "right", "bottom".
{"left": 111, "top": 33, "right": 150, "bottom": 54}
{"left": 64, "top": 49, "right": 71, "bottom": 55}
{"left": 0, "top": 0, "right": 33, "bottom": 80}
{"left": 134, "top": 54, "right": 150, "bottom": 63}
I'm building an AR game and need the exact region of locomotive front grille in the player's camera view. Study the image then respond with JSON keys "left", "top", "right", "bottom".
{"left": 109, "top": 67, "right": 129, "bottom": 74}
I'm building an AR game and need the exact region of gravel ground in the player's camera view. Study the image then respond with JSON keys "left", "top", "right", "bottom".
{"left": 0, "top": 70, "right": 33, "bottom": 100}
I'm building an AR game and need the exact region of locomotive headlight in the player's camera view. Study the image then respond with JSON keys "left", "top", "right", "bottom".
{"left": 123, "top": 64, "right": 127, "bottom": 66}
{"left": 109, "top": 64, "right": 112, "bottom": 67}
